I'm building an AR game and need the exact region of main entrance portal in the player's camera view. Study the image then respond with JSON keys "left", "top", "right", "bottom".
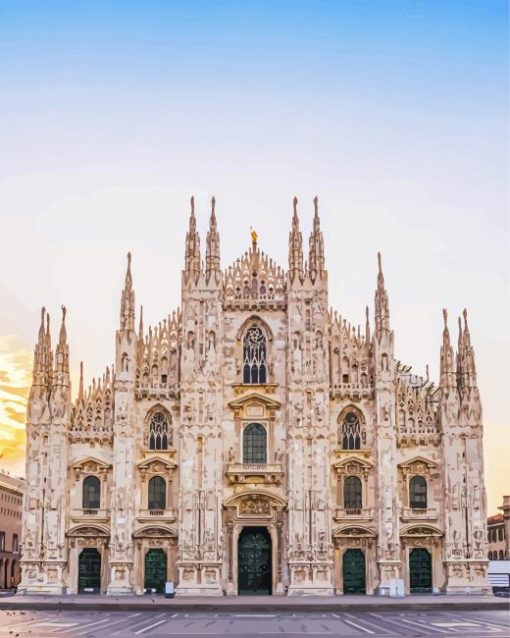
{"left": 78, "top": 548, "right": 101, "bottom": 594}
{"left": 238, "top": 527, "right": 272, "bottom": 595}
{"left": 144, "top": 548, "right": 167, "bottom": 594}
{"left": 342, "top": 548, "right": 366, "bottom": 594}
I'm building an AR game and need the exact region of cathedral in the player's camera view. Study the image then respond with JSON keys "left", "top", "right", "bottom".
{"left": 20, "top": 197, "right": 490, "bottom": 596}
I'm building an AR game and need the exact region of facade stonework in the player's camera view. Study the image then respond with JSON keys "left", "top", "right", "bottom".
{"left": 20, "top": 198, "right": 490, "bottom": 595}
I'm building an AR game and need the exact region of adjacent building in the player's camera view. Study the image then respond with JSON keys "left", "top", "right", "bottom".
{"left": 20, "top": 198, "right": 490, "bottom": 596}
{"left": 0, "top": 469, "right": 25, "bottom": 589}
{"left": 488, "top": 496, "right": 510, "bottom": 561}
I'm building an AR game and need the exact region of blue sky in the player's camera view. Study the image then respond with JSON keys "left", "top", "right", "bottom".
{"left": 0, "top": 0, "right": 508, "bottom": 508}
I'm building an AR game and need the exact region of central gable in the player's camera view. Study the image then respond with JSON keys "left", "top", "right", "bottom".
{"left": 223, "top": 244, "right": 287, "bottom": 311}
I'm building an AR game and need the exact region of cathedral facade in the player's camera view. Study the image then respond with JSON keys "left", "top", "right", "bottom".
{"left": 20, "top": 198, "right": 490, "bottom": 596}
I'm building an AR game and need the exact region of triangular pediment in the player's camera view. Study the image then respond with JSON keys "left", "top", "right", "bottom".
{"left": 137, "top": 455, "right": 177, "bottom": 470}
{"left": 133, "top": 525, "right": 177, "bottom": 538}
{"left": 72, "top": 456, "right": 112, "bottom": 471}
{"left": 228, "top": 392, "right": 281, "bottom": 411}
{"left": 333, "top": 525, "right": 377, "bottom": 538}
{"left": 397, "top": 455, "right": 437, "bottom": 470}
{"left": 332, "top": 455, "right": 373, "bottom": 471}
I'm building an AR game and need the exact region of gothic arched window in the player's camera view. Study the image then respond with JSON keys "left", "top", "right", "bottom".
{"left": 409, "top": 475, "right": 427, "bottom": 509}
{"left": 243, "top": 324, "right": 267, "bottom": 384}
{"left": 341, "top": 412, "right": 361, "bottom": 450}
{"left": 82, "top": 476, "right": 101, "bottom": 509}
{"left": 243, "top": 423, "right": 267, "bottom": 464}
{"left": 148, "top": 476, "right": 166, "bottom": 510}
{"left": 344, "top": 476, "right": 362, "bottom": 510}
{"left": 149, "top": 411, "right": 170, "bottom": 450}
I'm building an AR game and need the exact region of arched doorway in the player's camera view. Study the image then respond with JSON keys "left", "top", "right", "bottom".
{"left": 144, "top": 548, "right": 167, "bottom": 594}
{"left": 11, "top": 560, "right": 18, "bottom": 588}
{"left": 342, "top": 549, "right": 366, "bottom": 594}
{"left": 238, "top": 527, "right": 271, "bottom": 595}
{"left": 4, "top": 560, "right": 10, "bottom": 590}
{"left": 78, "top": 548, "right": 101, "bottom": 593}
{"left": 409, "top": 548, "right": 432, "bottom": 593}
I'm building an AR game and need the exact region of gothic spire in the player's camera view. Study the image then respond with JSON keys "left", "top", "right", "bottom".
{"left": 78, "top": 361, "right": 84, "bottom": 402}
{"left": 138, "top": 305, "right": 144, "bottom": 341}
{"left": 206, "top": 195, "right": 220, "bottom": 281}
{"left": 54, "top": 305, "right": 69, "bottom": 380}
{"left": 33, "top": 306, "right": 49, "bottom": 387}
{"left": 374, "top": 252, "right": 390, "bottom": 337}
{"left": 288, "top": 196, "right": 304, "bottom": 282}
{"left": 120, "top": 252, "right": 135, "bottom": 332}
{"left": 440, "top": 308, "right": 456, "bottom": 389}
{"left": 365, "top": 305, "right": 371, "bottom": 343}
{"left": 457, "top": 308, "right": 477, "bottom": 392}
{"left": 308, "top": 196, "right": 325, "bottom": 279}
{"left": 184, "top": 195, "right": 201, "bottom": 282}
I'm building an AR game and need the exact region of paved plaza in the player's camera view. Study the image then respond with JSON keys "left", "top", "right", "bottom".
{"left": 0, "top": 608, "right": 509, "bottom": 637}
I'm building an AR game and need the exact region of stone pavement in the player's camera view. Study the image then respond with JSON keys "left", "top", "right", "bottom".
{"left": 0, "top": 593, "right": 508, "bottom": 613}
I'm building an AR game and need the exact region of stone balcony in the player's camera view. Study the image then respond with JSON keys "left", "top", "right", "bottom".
{"left": 226, "top": 462, "right": 284, "bottom": 485}
{"left": 330, "top": 382, "right": 373, "bottom": 401}
{"left": 333, "top": 507, "right": 374, "bottom": 522}
{"left": 70, "top": 508, "right": 110, "bottom": 523}
{"left": 400, "top": 507, "right": 439, "bottom": 522}
{"left": 137, "top": 508, "right": 176, "bottom": 523}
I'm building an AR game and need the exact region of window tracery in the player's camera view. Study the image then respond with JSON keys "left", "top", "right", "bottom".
{"left": 340, "top": 412, "right": 361, "bottom": 450}
{"left": 243, "top": 324, "right": 267, "bottom": 384}
{"left": 148, "top": 411, "right": 170, "bottom": 450}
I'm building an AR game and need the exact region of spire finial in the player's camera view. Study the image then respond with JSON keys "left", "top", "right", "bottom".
{"left": 293, "top": 196, "right": 298, "bottom": 216}
{"left": 313, "top": 195, "right": 319, "bottom": 217}
{"left": 125, "top": 252, "right": 132, "bottom": 287}
{"left": 79, "top": 361, "right": 84, "bottom": 401}
{"left": 377, "top": 251, "right": 383, "bottom": 275}
{"left": 211, "top": 196, "right": 216, "bottom": 217}
{"left": 190, "top": 195, "right": 195, "bottom": 217}
{"left": 443, "top": 308, "right": 448, "bottom": 328}
{"left": 463, "top": 307, "right": 468, "bottom": 330}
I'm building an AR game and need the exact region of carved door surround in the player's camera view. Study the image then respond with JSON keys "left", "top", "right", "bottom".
{"left": 66, "top": 525, "right": 110, "bottom": 595}
{"left": 132, "top": 526, "right": 178, "bottom": 594}
{"left": 223, "top": 491, "right": 286, "bottom": 596}
{"left": 332, "top": 525, "right": 376, "bottom": 595}
{"left": 400, "top": 525, "right": 443, "bottom": 594}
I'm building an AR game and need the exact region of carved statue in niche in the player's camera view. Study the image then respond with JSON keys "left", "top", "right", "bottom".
{"left": 292, "top": 337, "right": 303, "bottom": 376}
{"left": 183, "top": 332, "right": 195, "bottom": 380}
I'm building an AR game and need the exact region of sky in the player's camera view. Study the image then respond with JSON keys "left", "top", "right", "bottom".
{"left": 0, "top": 0, "right": 508, "bottom": 512}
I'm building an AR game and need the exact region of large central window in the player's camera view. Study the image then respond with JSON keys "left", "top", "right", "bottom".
{"left": 243, "top": 423, "right": 267, "bottom": 464}
{"left": 243, "top": 324, "right": 267, "bottom": 384}
{"left": 341, "top": 412, "right": 361, "bottom": 450}
{"left": 149, "top": 411, "right": 170, "bottom": 450}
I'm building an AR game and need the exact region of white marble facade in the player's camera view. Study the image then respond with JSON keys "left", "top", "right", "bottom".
{"left": 19, "top": 197, "right": 490, "bottom": 596}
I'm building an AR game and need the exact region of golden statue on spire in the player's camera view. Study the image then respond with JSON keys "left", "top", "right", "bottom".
{"left": 250, "top": 226, "right": 258, "bottom": 246}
